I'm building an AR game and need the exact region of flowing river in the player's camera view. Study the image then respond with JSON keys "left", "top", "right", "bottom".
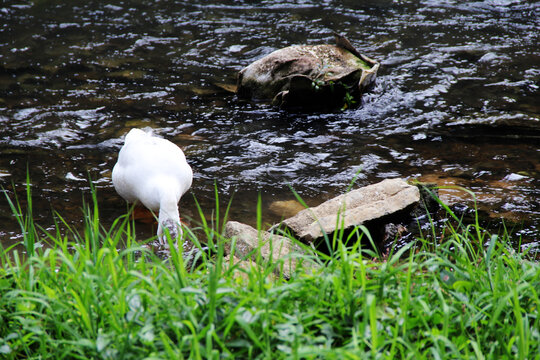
{"left": 1, "top": 1, "right": 538, "bottom": 251}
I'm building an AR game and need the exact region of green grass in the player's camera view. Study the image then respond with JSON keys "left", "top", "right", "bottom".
{"left": 0, "top": 184, "right": 539, "bottom": 359}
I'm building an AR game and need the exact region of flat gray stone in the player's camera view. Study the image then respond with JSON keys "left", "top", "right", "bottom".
{"left": 281, "top": 178, "right": 420, "bottom": 242}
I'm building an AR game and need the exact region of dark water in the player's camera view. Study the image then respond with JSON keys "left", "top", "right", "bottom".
{"left": 1, "top": 1, "right": 539, "bottom": 250}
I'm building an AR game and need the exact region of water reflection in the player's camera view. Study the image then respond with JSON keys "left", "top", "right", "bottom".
{"left": 1, "top": 1, "right": 538, "bottom": 247}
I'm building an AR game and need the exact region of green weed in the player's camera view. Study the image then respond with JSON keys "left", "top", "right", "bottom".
{"left": 0, "top": 181, "right": 538, "bottom": 359}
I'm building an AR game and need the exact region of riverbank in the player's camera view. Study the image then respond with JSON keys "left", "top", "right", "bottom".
{"left": 1, "top": 187, "right": 538, "bottom": 359}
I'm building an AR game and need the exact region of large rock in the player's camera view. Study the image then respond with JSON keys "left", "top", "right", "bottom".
{"left": 223, "top": 221, "right": 306, "bottom": 279}
{"left": 236, "top": 33, "right": 379, "bottom": 111}
{"left": 281, "top": 178, "right": 421, "bottom": 243}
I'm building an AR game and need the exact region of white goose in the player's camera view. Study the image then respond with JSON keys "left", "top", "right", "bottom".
{"left": 112, "top": 128, "right": 193, "bottom": 246}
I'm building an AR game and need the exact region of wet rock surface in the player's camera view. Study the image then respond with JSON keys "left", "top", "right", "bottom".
{"left": 236, "top": 34, "right": 379, "bottom": 111}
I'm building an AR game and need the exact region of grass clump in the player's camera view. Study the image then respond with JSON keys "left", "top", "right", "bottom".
{"left": 0, "top": 184, "right": 538, "bottom": 359}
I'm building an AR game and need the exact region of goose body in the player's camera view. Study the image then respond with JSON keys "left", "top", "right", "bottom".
{"left": 112, "top": 128, "right": 193, "bottom": 245}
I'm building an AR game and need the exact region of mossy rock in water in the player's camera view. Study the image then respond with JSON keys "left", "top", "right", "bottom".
{"left": 236, "top": 33, "right": 379, "bottom": 111}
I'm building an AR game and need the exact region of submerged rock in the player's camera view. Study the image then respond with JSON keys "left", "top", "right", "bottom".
{"left": 236, "top": 33, "right": 379, "bottom": 111}
{"left": 268, "top": 199, "right": 306, "bottom": 219}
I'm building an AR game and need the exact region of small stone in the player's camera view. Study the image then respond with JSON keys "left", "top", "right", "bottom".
{"left": 223, "top": 221, "right": 305, "bottom": 279}
{"left": 222, "top": 255, "right": 259, "bottom": 283}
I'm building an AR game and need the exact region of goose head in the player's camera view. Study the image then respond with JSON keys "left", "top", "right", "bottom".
{"left": 157, "top": 218, "right": 182, "bottom": 247}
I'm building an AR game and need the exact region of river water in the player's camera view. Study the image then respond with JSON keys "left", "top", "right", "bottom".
{"left": 1, "top": 1, "right": 538, "bottom": 250}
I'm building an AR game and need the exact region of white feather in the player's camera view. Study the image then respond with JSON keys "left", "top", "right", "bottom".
{"left": 112, "top": 128, "right": 193, "bottom": 245}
